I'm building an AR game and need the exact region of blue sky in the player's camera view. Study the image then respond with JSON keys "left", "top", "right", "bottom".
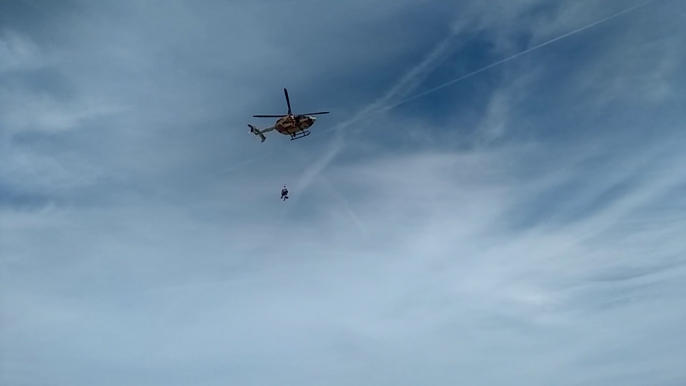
{"left": 2, "top": 0, "right": 686, "bottom": 385}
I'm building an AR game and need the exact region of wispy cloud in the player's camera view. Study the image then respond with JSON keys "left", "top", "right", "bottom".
{"left": 3, "top": 0, "right": 686, "bottom": 385}
{"left": 0, "top": 31, "right": 45, "bottom": 72}
{"left": 7, "top": 131, "right": 684, "bottom": 384}
{"left": 0, "top": 89, "right": 125, "bottom": 134}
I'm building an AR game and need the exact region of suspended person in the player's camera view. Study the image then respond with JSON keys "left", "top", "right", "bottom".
{"left": 281, "top": 185, "right": 289, "bottom": 201}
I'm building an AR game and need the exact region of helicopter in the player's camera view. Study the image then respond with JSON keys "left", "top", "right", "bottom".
{"left": 248, "top": 88, "right": 329, "bottom": 142}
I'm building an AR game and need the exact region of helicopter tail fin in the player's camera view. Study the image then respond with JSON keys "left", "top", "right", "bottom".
{"left": 248, "top": 124, "right": 266, "bottom": 143}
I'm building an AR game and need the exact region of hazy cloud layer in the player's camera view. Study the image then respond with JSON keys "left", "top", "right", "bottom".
{"left": 2, "top": 0, "right": 686, "bottom": 385}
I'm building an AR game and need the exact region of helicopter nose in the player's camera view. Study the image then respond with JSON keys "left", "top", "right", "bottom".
{"left": 311, "top": 116, "right": 316, "bottom": 121}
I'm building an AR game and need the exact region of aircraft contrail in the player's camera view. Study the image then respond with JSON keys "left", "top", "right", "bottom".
{"left": 362, "top": 28, "right": 466, "bottom": 115}
{"left": 331, "top": 0, "right": 664, "bottom": 127}
{"left": 373, "top": 0, "right": 663, "bottom": 115}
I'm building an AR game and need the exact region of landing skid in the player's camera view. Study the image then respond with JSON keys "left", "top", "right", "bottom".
{"left": 290, "top": 130, "right": 311, "bottom": 141}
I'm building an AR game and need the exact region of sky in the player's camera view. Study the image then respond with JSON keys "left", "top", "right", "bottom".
{"left": 1, "top": 0, "right": 686, "bottom": 385}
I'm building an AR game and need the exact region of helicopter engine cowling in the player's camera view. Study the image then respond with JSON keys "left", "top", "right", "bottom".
{"left": 296, "top": 115, "right": 315, "bottom": 130}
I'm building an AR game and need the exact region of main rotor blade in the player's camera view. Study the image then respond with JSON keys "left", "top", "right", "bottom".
{"left": 253, "top": 115, "right": 284, "bottom": 118}
{"left": 284, "top": 88, "right": 292, "bottom": 114}
{"left": 301, "top": 111, "right": 329, "bottom": 115}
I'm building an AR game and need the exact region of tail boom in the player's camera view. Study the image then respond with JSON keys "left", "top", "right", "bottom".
{"left": 248, "top": 124, "right": 267, "bottom": 142}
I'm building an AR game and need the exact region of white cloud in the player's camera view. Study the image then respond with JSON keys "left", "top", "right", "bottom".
{"left": 4, "top": 134, "right": 685, "bottom": 384}
{"left": 3, "top": 0, "right": 686, "bottom": 385}
{"left": 0, "top": 31, "right": 45, "bottom": 72}
{"left": 0, "top": 89, "right": 126, "bottom": 134}
{"left": 0, "top": 147, "right": 102, "bottom": 196}
{"left": 472, "top": 90, "right": 511, "bottom": 144}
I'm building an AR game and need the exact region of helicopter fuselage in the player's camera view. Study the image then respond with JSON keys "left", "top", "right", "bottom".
{"left": 274, "top": 114, "right": 317, "bottom": 135}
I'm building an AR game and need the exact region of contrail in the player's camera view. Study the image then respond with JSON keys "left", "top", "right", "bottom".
{"left": 362, "top": 28, "right": 466, "bottom": 114}
{"left": 322, "top": 0, "right": 663, "bottom": 131}
{"left": 375, "top": 0, "right": 663, "bottom": 114}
